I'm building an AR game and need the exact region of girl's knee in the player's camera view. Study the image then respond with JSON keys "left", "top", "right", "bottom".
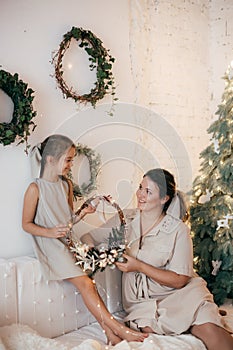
{"left": 67, "top": 275, "right": 94, "bottom": 291}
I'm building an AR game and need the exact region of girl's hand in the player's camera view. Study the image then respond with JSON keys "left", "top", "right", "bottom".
{"left": 49, "top": 224, "right": 69, "bottom": 238}
{"left": 115, "top": 254, "right": 140, "bottom": 273}
{"left": 83, "top": 199, "right": 99, "bottom": 215}
{"left": 77, "top": 197, "right": 100, "bottom": 217}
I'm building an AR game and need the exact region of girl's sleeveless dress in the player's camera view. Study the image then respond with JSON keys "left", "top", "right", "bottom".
{"left": 31, "top": 178, "right": 85, "bottom": 281}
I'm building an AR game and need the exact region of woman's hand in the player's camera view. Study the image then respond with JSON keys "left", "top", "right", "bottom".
{"left": 117, "top": 254, "right": 191, "bottom": 289}
{"left": 116, "top": 254, "right": 141, "bottom": 273}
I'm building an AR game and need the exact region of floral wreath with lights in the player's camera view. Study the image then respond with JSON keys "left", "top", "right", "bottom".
{"left": 66, "top": 195, "right": 126, "bottom": 278}
{"left": 52, "top": 27, "right": 116, "bottom": 108}
{"left": 69, "top": 143, "right": 101, "bottom": 199}
{"left": 0, "top": 69, "right": 37, "bottom": 152}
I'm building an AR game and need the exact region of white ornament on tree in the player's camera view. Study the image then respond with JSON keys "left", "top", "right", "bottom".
{"left": 216, "top": 214, "right": 233, "bottom": 230}
{"left": 212, "top": 138, "right": 220, "bottom": 154}
{"left": 198, "top": 189, "right": 212, "bottom": 204}
{"left": 211, "top": 260, "right": 222, "bottom": 276}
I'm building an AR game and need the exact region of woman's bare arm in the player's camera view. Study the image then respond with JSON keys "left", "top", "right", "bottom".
{"left": 116, "top": 254, "right": 190, "bottom": 289}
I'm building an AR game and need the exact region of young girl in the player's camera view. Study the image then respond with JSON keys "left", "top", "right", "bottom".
{"left": 22, "top": 134, "right": 148, "bottom": 345}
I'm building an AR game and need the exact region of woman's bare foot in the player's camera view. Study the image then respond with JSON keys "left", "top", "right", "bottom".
{"left": 141, "top": 326, "right": 154, "bottom": 333}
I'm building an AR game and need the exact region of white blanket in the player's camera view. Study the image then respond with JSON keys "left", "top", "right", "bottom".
{"left": 0, "top": 323, "right": 206, "bottom": 350}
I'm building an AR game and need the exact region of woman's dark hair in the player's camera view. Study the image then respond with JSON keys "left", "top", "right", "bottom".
{"left": 144, "top": 168, "right": 189, "bottom": 221}
{"left": 39, "top": 134, "right": 75, "bottom": 176}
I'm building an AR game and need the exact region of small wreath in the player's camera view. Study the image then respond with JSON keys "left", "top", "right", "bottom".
{"left": 69, "top": 143, "right": 101, "bottom": 199}
{"left": 66, "top": 195, "right": 126, "bottom": 277}
{"left": 0, "top": 69, "right": 36, "bottom": 151}
{"left": 52, "top": 27, "right": 116, "bottom": 108}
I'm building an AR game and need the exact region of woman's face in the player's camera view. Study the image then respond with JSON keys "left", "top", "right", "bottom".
{"left": 136, "top": 176, "right": 168, "bottom": 212}
{"left": 57, "top": 146, "right": 76, "bottom": 176}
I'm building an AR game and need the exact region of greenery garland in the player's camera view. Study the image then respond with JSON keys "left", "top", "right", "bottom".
{"left": 0, "top": 69, "right": 37, "bottom": 152}
{"left": 70, "top": 143, "right": 101, "bottom": 199}
{"left": 52, "top": 27, "right": 116, "bottom": 109}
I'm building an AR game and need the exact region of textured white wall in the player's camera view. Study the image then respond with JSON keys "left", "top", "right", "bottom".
{"left": 0, "top": 0, "right": 232, "bottom": 258}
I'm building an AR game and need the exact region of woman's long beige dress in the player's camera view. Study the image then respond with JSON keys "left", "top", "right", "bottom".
{"left": 31, "top": 178, "right": 85, "bottom": 281}
{"left": 122, "top": 209, "right": 232, "bottom": 335}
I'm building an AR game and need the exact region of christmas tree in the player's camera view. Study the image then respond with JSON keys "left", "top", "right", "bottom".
{"left": 190, "top": 60, "right": 233, "bottom": 306}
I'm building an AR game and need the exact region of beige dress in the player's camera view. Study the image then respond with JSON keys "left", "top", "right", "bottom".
{"left": 31, "top": 178, "right": 85, "bottom": 281}
{"left": 122, "top": 209, "right": 231, "bottom": 335}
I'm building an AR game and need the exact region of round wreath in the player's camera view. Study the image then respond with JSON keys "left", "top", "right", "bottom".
{"left": 0, "top": 69, "right": 36, "bottom": 151}
{"left": 52, "top": 27, "right": 116, "bottom": 108}
{"left": 66, "top": 195, "right": 126, "bottom": 277}
{"left": 69, "top": 143, "right": 101, "bottom": 199}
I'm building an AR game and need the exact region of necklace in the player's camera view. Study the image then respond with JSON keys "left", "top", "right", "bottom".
{"left": 139, "top": 211, "right": 164, "bottom": 249}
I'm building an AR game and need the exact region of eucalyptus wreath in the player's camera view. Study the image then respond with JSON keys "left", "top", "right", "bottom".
{"left": 66, "top": 195, "right": 126, "bottom": 277}
{"left": 0, "top": 69, "right": 37, "bottom": 152}
{"left": 70, "top": 143, "right": 101, "bottom": 199}
{"left": 52, "top": 27, "right": 116, "bottom": 109}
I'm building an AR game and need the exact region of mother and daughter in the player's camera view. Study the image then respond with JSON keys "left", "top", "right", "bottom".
{"left": 22, "top": 134, "right": 233, "bottom": 349}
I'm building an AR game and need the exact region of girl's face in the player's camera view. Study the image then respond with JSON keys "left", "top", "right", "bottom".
{"left": 136, "top": 176, "right": 168, "bottom": 212}
{"left": 57, "top": 146, "right": 76, "bottom": 176}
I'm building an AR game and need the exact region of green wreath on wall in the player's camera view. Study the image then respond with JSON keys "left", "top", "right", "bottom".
{"left": 0, "top": 69, "right": 37, "bottom": 152}
{"left": 52, "top": 27, "right": 116, "bottom": 108}
{"left": 69, "top": 143, "right": 101, "bottom": 199}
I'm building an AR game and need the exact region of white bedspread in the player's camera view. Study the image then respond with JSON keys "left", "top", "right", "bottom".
{"left": 0, "top": 323, "right": 206, "bottom": 350}
{"left": 1, "top": 303, "right": 233, "bottom": 350}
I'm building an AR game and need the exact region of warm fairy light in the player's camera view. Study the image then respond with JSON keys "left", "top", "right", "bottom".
{"left": 195, "top": 189, "right": 202, "bottom": 196}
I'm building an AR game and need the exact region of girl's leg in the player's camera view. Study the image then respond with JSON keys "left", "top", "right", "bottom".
{"left": 67, "top": 275, "right": 148, "bottom": 345}
{"left": 190, "top": 322, "right": 233, "bottom": 350}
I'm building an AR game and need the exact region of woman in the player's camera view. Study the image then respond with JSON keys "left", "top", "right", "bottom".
{"left": 116, "top": 168, "right": 233, "bottom": 350}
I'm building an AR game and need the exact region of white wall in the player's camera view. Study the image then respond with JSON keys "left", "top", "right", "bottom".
{"left": 0, "top": 0, "right": 232, "bottom": 258}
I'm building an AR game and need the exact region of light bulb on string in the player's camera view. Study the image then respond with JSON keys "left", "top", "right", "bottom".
{"left": 195, "top": 189, "right": 202, "bottom": 197}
